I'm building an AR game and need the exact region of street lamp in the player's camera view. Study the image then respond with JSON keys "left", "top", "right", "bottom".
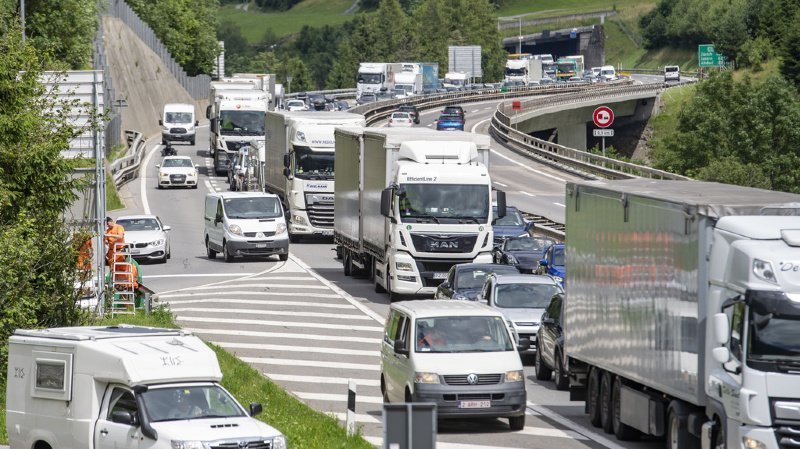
{"left": 20, "top": 0, "right": 25, "bottom": 46}
{"left": 286, "top": 75, "right": 292, "bottom": 94}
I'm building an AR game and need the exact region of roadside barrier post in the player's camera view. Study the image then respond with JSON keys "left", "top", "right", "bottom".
{"left": 346, "top": 379, "right": 356, "bottom": 436}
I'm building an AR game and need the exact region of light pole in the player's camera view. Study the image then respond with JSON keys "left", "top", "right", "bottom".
{"left": 286, "top": 75, "right": 292, "bottom": 94}
{"left": 20, "top": 0, "right": 25, "bottom": 46}
{"left": 517, "top": 17, "right": 522, "bottom": 54}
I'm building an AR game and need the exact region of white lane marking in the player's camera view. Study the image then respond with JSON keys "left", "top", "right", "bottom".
{"left": 471, "top": 118, "right": 491, "bottom": 134}
{"left": 265, "top": 373, "right": 381, "bottom": 387}
{"left": 160, "top": 291, "right": 341, "bottom": 300}
{"left": 295, "top": 392, "right": 383, "bottom": 404}
{"left": 204, "top": 180, "right": 215, "bottom": 192}
{"left": 140, "top": 143, "right": 163, "bottom": 214}
{"left": 330, "top": 412, "right": 380, "bottom": 424}
{"left": 520, "top": 191, "right": 536, "bottom": 197}
{"left": 526, "top": 408, "right": 540, "bottom": 416}
{"left": 209, "top": 275, "right": 317, "bottom": 282}
{"left": 185, "top": 328, "right": 377, "bottom": 344}
{"left": 494, "top": 181, "right": 508, "bottom": 187}
{"left": 364, "top": 436, "right": 530, "bottom": 449}
{"left": 154, "top": 263, "right": 287, "bottom": 296}
{"left": 179, "top": 283, "right": 331, "bottom": 291}
{"left": 527, "top": 402, "right": 628, "bottom": 449}
{"left": 177, "top": 316, "right": 383, "bottom": 332}
{"left": 515, "top": 427, "right": 588, "bottom": 440}
{"left": 215, "top": 341, "right": 379, "bottom": 357}
{"left": 472, "top": 109, "right": 480, "bottom": 112}
{"left": 490, "top": 149, "right": 567, "bottom": 183}
{"left": 553, "top": 202, "right": 566, "bottom": 207}
{"left": 290, "top": 255, "right": 385, "bottom": 324}
{"left": 162, "top": 298, "right": 355, "bottom": 309}
{"left": 144, "top": 273, "right": 257, "bottom": 279}
{"left": 170, "top": 307, "right": 376, "bottom": 321}
{"left": 241, "top": 357, "right": 380, "bottom": 371}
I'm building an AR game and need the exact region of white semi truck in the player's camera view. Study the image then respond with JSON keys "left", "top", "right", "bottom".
{"left": 206, "top": 81, "right": 268, "bottom": 175}
{"left": 262, "top": 111, "right": 366, "bottom": 241}
{"left": 356, "top": 62, "right": 403, "bottom": 99}
{"left": 334, "top": 127, "right": 506, "bottom": 301}
{"left": 6, "top": 325, "right": 287, "bottom": 449}
{"left": 564, "top": 178, "right": 800, "bottom": 449}
{"left": 504, "top": 58, "right": 543, "bottom": 84}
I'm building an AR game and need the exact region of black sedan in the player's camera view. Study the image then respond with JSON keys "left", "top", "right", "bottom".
{"left": 494, "top": 236, "right": 555, "bottom": 273}
{"left": 434, "top": 263, "right": 519, "bottom": 301}
{"left": 535, "top": 293, "right": 569, "bottom": 390}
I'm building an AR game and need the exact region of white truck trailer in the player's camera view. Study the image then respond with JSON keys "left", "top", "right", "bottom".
{"left": 564, "top": 178, "right": 800, "bottom": 449}
{"left": 334, "top": 127, "right": 506, "bottom": 300}
{"left": 207, "top": 82, "right": 268, "bottom": 175}
{"left": 263, "top": 111, "right": 366, "bottom": 240}
{"left": 356, "top": 62, "right": 403, "bottom": 99}
{"left": 6, "top": 325, "right": 287, "bottom": 449}
{"left": 504, "top": 58, "right": 544, "bottom": 84}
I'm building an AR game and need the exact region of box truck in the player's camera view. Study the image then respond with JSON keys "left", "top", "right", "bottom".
{"left": 504, "top": 58, "right": 544, "bottom": 84}
{"left": 393, "top": 63, "right": 439, "bottom": 96}
{"left": 563, "top": 178, "right": 800, "bottom": 449}
{"left": 6, "top": 325, "right": 287, "bottom": 449}
{"left": 263, "top": 111, "right": 366, "bottom": 240}
{"left": 356, "top": 62, "right": 403, "bottom": 99}
{"left": 334, "top": 127, "right": 506, "bottom": 301}
{"left": 206, "top": 81, "right": 268, "bottom": 175}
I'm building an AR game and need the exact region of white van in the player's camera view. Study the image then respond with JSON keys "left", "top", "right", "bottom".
{"left": 204, "top": 192, "right": 289, "bottom": 262}
{"left": 160, "top": 103, "right": 198, "bottom": 146}
{"left": 599, "top": 65, "right": 617, "bottom": 81}
{"left": 6, "top": 325, "right": 287, "bottom": 449}
{"left": 381, "top": 300, "right": 530, "bottom": 430}
{"left": 664, "top": 65, "right": 681, "bottom": 82}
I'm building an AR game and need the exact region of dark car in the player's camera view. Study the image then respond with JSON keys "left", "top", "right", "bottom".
{"left": 307, "top": 93, "right": 327, "bottom": 111}
{"left": 335, "top": 100, "right": 350, "bottom": 111}
{"left": 538, "top": 243, "right": 566, "bottom": 287}
{"left": 535, "top": 293, "right": 568, "bottom": 389}
{"left": 495, "top": 236, "right": 555, "bottom": 273}
{"left": 434, "top": 263, "right": 519, "bottom": 301}
{"left": 442, "top": 105, "right": 465, "bottom": 119}
{"left": 356, "top": 93, "right": 377, "bottom": 105}
{"left": 492, "top": 206, "right": 531, "bottom": 248}
{"left": 397, "top": 105, "right": 420, "bottom": 124}
{"left": 435, "top": 113, "right": 464, "bottom": 131}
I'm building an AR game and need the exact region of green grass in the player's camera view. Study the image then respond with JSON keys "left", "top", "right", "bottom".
{"left": 646, "top": 82, "right": 697, "bottom": 163}
{"left": 0, "top": 308, "right": 374, "bottom": 447}
{"left": 495, "top": 0, "right": 650, "bottom": 18}
{"left": 219, "top": 0, "right": 353, "bottom": 43}
{"left": 106, "top": 172, "right": 124, "bottom": 211}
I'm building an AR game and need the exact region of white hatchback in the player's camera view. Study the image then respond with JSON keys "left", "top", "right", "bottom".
{"left": 388, "top": 112, "right": 414, "bottom": 128}
{"left": 157, "top": 156, "right": 199, "bottom": 189}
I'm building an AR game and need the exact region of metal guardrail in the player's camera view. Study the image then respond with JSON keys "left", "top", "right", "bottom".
{"left": 110, "top": 130, "right": 147, "bottom": 188}
{"left": 618, "top": 67, "right": 700, "bottom": 78}
{"left": 285, "top": 89, "right": 357, "bottom": 100}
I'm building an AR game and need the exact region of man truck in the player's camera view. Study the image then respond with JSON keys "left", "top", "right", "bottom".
{"left": 563, "top": 178, "right": 800, "bottom": 449}
{"left": 504, "top": 57, "right": 543, "bottom": 84}
{"left": 206, "top": 80, "right": 268, "bottom": 175}
{"left": 334, "top": 127, "right": 506, "bottom": 301}
{"left": 262, "top": 111, "right": 366, "bottom": 241}
{"left": 356, "top": 62, "right": 403, "bottom": 99}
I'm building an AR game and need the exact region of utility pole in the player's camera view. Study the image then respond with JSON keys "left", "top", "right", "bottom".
{"left": 518, "top": 17, "right": 522, "bottom": 54}
{"left": 20, "top": 0, "right": 25, "bottom": 46}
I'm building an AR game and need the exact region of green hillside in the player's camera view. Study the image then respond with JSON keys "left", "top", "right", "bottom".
{"left": 219, "top": 0, "right": 353, "bottom": 42}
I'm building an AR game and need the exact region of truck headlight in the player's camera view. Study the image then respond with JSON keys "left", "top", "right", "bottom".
{"left": 505, "top": 370, "right": 524, "bottom": 382}
{"left": 396, "top": 261, "right": 414, "bottom": 272}
{"left": 171, "top": 441, "right": 204, "bottom": 449}
{"left": 415, "top": 372, "right": 440, "bottom": 384}
{"left": 291, "top": 214, "right": 307, "bottom": 225}
{"left": 296, "top": 131, "right": 306, "bottom": 142}
{"left": 273, "top": 435, "right": 287, "bottom": 449}
{"left": 753, "top": 259, "right": 777, "bottom": 284}
{"left": 276, "top": 223, "right": 287, "bottom": 235}
{"left": 742, "top": 437, "right": 767, "bottom": 449}
{"left": 227, "top": 224, "right": 243, "bottom": 236}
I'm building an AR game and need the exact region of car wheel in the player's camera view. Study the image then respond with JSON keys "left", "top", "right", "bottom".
{"left": 192, "top": 184, "right": 197, "bottom": 189}
{"left": 554, "top": 350, "right": 569, "bottom": 391}
{"left": 166, "top": 247, "right": 171, "bottom": 260}
{"left": 223, "top": 241, "right": 234, "bottom": 262}
{"left": 205, "top": 237, "right": 216, "bottom": 260}
{"left": 381, "top": 376, "right": 389, "bottom": 404}
{"left": 534, "top": 345, "right": 552, "bottom": 380}
{"left": 289, "top": 234, "right": 300, "bottom": 243}
{"left": 278, "top": 253, "right": 289, "bottom": 262}
{"left": 190, "top": 137, "right": 196, "bottom": 146}
{"left": 508, "top": 415, "right": 525, "bottom": 431}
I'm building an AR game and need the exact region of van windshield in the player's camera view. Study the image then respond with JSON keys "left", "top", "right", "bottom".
{"left": 165, "top": 112, "right": 192, "bottom": 124}
{"left": 415, "top": 316, "right": 514, "bottom": 353}
{"left": 141, "top": 385, "right": 246, "bottom": 422}
{"left": 223, "top": 197, "right": 282, "bottom": 219}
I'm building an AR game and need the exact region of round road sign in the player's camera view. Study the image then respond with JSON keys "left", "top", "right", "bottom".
{"left": 593, "top": 106, "right": 614, "bottom": 128}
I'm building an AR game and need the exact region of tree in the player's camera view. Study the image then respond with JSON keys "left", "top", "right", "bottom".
{"left": 780, "top": 10, "right": 800, "bottom": 89}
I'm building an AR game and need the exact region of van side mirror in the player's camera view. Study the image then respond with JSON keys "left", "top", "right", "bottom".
{"left": 542, "top": 317, "right": 555, "bottom": 325}
{"left": 524, "top": 222, "right": 533, "bottom": 232}
{"left": 158, "top": 119, "right": 163, "bottom": 126}
{"left": 713, "top": 313, "right": 730, "bottom": 345}
{"left": 155, "top": 164, "right": 160, "bottom": 169}
{"left": 249, "top": 402, "right": 263, "bottom": 417}
{"left": 393, "top": 339, "right": 409, "bottom": 356}
{"left": 380, "top": 188, "right": 393, "bottom": 218}
{"left": 111, "top": 410, "right": 139, "bottom": 426}
{"left": 496, "top": 190, "right": 507, "bottom": 219}
{"left": 215, "top": 214, "right": 223, "bottom": 224}
{"left": 205, "top": 105, "right": 212, "bottom": 119}
{"left": 517, "top": 338, "right": 531, "bottom": 352}
{"left": 163, "top": 226, "right": 172, "bottom": 231}
{"left": 283, "top": 154, "right": 290, "bottom": 169}
{"left": 195, "top": 120, "right": 199, "bottom": 127}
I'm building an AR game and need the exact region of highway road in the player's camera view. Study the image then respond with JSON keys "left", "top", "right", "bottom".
{"left": 117, "top": 92, "right": 663, "bottom": 448}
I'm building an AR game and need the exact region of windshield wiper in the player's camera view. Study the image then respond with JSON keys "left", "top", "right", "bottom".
{"left": 408, "top": 215, "right": 440, "bottom": 224}
{"left": 454, "top": 216, "right": 480, "bottom": 224}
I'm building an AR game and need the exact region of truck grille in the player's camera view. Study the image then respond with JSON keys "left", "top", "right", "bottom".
{"left": 307, "top": 202, "right": 334, "bottom": 228}
{"left": 410, "top": 233, "right": 477, "bottom": 253}
{"left": 169, "top": 127, "right": 187, "bottom": 134}
{"left": 776, "top": 425, "right": 800, "bottom": 448}
{"left": 225, "top": 141, "right": 246, "bottom": 152}
{"left": 443, "top": 374, "right": 502, "bottom": 385}
{"left": 209, "top": 440, "right": 271, "bottom": 449}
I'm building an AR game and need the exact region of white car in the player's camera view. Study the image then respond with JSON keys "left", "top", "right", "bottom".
{"left": 285, "top": 99, "right": 307, "bottom": 111}
{"left": 388, "top": 112, "right": 414, "bottom": 128}
{"left": 115, "top": 214, "right": 171, "bottom": 263}
{"left": 156, "top": 155, "right": 199, "bottom": 189}
{"left": 664, "top": 65, "right": 681, "bottom": 82}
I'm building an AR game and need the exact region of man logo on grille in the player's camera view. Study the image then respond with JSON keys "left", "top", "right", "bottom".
{"left": 467, "top": 373, "right": 479, "bottom": 385}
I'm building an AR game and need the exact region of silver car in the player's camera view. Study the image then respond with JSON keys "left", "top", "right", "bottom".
{"left": 479, "top": 273, "right": 563, "bottom": 354}
{"left": 115, "top": 215, "right": 171, "bottom": 263}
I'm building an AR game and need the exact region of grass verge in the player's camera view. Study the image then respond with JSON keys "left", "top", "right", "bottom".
{"left": 646, "top": 82, "right": 696, "bottom": 163}
{"left": 0, "top": 307, "right": 374, "bottom": 447}
{"left": 219, "top": 0, "right": 352, "bottom": 43}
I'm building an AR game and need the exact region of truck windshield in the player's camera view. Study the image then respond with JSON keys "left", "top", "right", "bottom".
{"left": 358, "top": 73, "right": 382, "bottom": 84}
{"left": 220, "top": 110, "right": 265, "bottom": 136}
{"left": 294, "top": 146, "right": 334, "bottom": 180}
{"left": 141, "top": 385, "right": 246, "bottom": 421}
{"left": 398, "top": 184, "right": 489, "bottom": 223}
{"left": 746, "top": 291, "right": 800, "bottom": 369}
{"left": 416, "top": 315, "right": 514, "bottom": 353}
{"left": 505, "top": 68, "right": 527, "bottom": 76}
{"left": 223, "top": 196, "right": 282, "bottom": 219}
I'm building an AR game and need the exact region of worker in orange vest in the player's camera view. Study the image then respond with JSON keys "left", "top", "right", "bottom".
{"left": 75, "top": 231, "right": 93, "bottom": 274}
{"left": 104, "top": 216, "right": 126, "bottom": 266}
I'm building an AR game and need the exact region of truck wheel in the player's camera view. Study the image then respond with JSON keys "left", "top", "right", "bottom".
{"left": 599, "top": 372, "right": 614, "bottom": 434}
{"left": 508, "top": 414, "right": 525, "bottom": 431}
{"left": 612, "top": 376, "right": 640, "bottom": 440}
{"left": 554, "top": 350, "right": 569, "bottom": 391}
{"left": 534, "top": 346, "right": 552, "bottom": 380}
{"left": 587, "top": 367, "right": 602, "bottom": 427}
{"left": 343, "top": 253, "right": 352, "bottom": 276}
{"left": 206, "top": 237, "right": 217, "bottom": 260}
{"left": 223, "top": 242, "right": 234, "bottom": 262}
{"left": 666, "top": 402, "right": 699, "bottom": 449}
{"left": 712, "top": 418, "right": 725, "bottom": 449}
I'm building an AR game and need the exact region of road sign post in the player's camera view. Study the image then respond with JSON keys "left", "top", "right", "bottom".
{"left": 592, "top": 106, "right": 614, "bottom": 158}
{"left": 512, "top": 100, "right": 521, "bottom": 130}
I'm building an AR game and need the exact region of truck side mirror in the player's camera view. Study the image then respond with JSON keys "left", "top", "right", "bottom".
{"left": 380, "top": 188, "right": 393, "bottom": 218}
{"left": 210, "top": 118, "right": 218, "bottom": 133}
{"left": 249, "top": 402, "right": 263, "bottom": 417}
{"left": 713, "top": 313, "right": 730, "bottom": 345}
{"left": 283, "top": 167, "right": 291, "bottom": 178}
{"left": 496, "top": 190, "right": 507, "bottom": 219}
{"left": 393, "top": 339, "right": 409, "bottom": 356}
{"left": 158, "top": 119, "right": 163, "bottom": 126}
{"left": 283, "top": 154, "right": 291, "bottom": 169}
{"left": 205, "top": 105, "right": 211, "bottom": 119}
{"left": 712, "top": 346, "right": 731, "bottom": 364}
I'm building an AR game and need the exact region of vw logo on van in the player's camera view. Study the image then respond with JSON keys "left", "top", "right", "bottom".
{"left": 467, "top": 373, "right": 479, "bottom": 385}
{"left": 237, "top": 442, "right": 249, "bottom": 449}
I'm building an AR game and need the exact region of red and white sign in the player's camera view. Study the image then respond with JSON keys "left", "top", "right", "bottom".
{"left": 593, "top": 106, "right": 614, "bottom": 128}
{"left": 512, "top": 100, "right": 521, "bottom": 111}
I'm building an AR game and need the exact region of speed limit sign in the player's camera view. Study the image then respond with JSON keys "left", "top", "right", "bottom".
{"left": 593, "top": 106, "right": 614, "bottom": 128}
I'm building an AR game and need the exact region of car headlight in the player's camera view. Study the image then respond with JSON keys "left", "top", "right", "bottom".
{"left": 753, "top": 259, "right": 777, "bottom": 284}
{"left": 272, "top": 435, "right": 287, "bottom": 449}
{"left": 506, "top": 255, "right": 518, "bottom": 264}
{"left": 296, "top": 131, "right": 306, "bottom": 142}
{"left": 415, "top": 372, "right": 440, "bottom": 384}
{"left": 742, "top": 437, "right": 767, "bottom": 449}
{"left": 159, "top": 172, "right": 168, "bottom": 178}
{"left": 276, "top": 223, "right": 287, "bottom": 235}
{"left": 189, "top": 170, "right": 197, "bottom": 178}
{"left": 171, "top": 441, "right": 204, "bottom": 449}
{"left": 149, "top": 239, "right": 165, "bottom": 247}
{"left": 291, "top": 214, "right": 307, "bottom": 225}
{"left": 396, "top": 261, "right": 414, "bottom": 272}
{"left": 505, "top": 370, "right": 524, "bottom": 382}
{"left": 228, "top": 224, "right": 243, "bottom": 236}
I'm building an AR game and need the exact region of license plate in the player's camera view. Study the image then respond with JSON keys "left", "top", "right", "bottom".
{"left": 128, "top": 249, "right": 140, "bottom": 255}
{"left": 256, "top": 243, "right": 267, "bottom": 248}
{"left": 458, "top": 400, "right": 491, "bottom": 409}
{"left": 321, "top": 230, "right": 334, "bottom": 237}
{"left": 433, "top": 272, "right": 447, "bottom": 279}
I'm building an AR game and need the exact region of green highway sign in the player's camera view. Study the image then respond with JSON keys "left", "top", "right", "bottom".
{"left": 698, "top": 44, "right": 726, "bottom": 67}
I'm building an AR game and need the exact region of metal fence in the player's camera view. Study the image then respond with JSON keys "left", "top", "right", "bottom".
{"left": 102, "top": 0, "right": 211, "bottom": 100}
{"left": 93, "top": 19, "right": 122, "bottom": 150}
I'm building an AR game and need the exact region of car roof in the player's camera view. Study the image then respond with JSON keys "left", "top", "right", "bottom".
{"left": 161, "top": 156, "right": 193, "bottom": 161}
{"left": 392, "top": 112, "right": 410, "bottom": 116}
{"left": 391, "top": 299, "right": 503, "bottom": 319}
{"left": 455, "top": 263, "right": 519, "bottom": 273}
{"left": 492, "top": 274, "right": 557, "bottom": 285}
{"left": 116, "top": 214, "right": 159, "bottom": 220}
